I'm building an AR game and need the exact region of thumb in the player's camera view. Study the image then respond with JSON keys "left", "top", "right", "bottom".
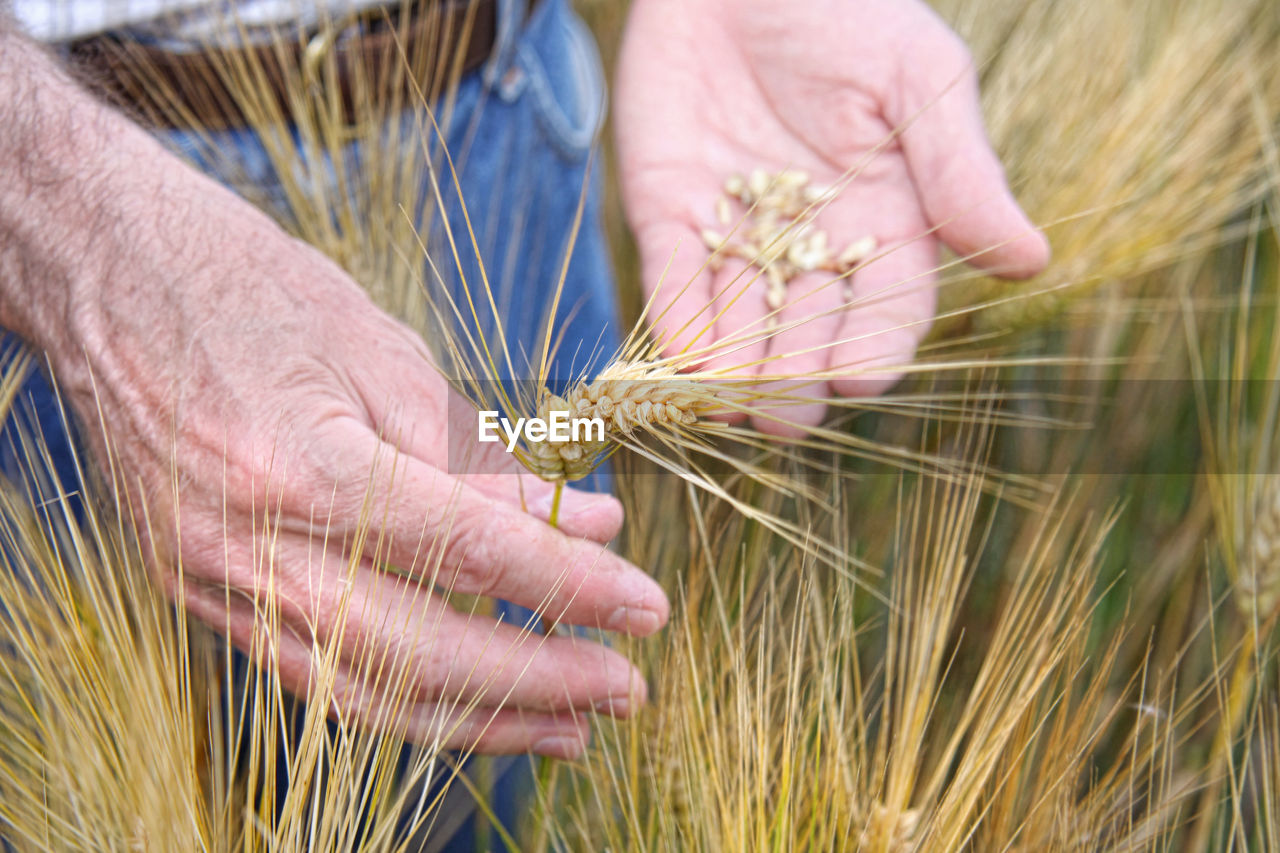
{"left": 887, "top": 24, "right": 1049, "bottom": 279}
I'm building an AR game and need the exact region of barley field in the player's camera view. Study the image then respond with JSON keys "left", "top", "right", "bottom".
{"left": 1, "top": 0, "right": 1279, "bottom": 850}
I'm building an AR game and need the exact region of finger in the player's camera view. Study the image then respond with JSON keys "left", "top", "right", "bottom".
{"left": 749, "top": 270, "right": 845, "bottom": 436}
{"left": 350, "top": 355, "right": 625, "bottom": 545}
{"left": 503, "top": 475, "right": 623, "bottom": 542}
{"left": 829, "top": 236, "right": 939, "bottom": 397}
{"left": 314, "top": 425, "right": 669, "bottom": 636}
{"left": 705, "top": 258, "right": 768, "bottom": 377}
{"left": 179, "top": 544, "right": 650, "bottom": 717}
{"left": 428, "top": 488, "right": 667, "bottom": 636}
{"left": 328, "top": 555, "right": 651, "bottom": 714}
{"left": 888, "top": 24, "right": 1049, "bottom": 278}
{"left": 448, "top": 467, "right": 624, "bottom": 547}
{"left": 701, "top": 258, "right": 767, "bottom": 424}
{"left": 179, "top": 582, "right": 594, "bottom": 756}
{"left": 401, "top": 602, "right": 648, "bottom": 717}
{"left": 633, "top": 221, "right": 718, "bottom": 361}
{"left": 345, "top": 676, "right": 593, "bottom": 758}
{"left": 338, "top": 676, "right": 594, "bottom": 759}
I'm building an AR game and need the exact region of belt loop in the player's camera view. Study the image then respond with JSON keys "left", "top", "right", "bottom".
{"left": 483, "top": 0, "right": 526, "bottom": 86}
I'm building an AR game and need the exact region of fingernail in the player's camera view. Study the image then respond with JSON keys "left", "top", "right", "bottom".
{"left": 604, "top": 605, "right": 660, "bottom": 635}
{"left": 593, "top": 697, "right": 631, "bottom": 717}
{"left": 532, "top": 735, "right": 585, "bottom": 760}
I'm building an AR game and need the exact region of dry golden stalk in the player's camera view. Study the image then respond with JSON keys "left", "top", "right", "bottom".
{"left": 858, "top": 804, "right": 922, "bottom": 852}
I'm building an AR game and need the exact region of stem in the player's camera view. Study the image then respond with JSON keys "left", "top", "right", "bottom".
{"left": 1187, "top": 627, "right": 1258, "bottom": 851}
{"left": 532, "top": 480, "right": 566, "bottom": 851}
{"left": 548, "top": 480, "right": 565, "bottom": 528}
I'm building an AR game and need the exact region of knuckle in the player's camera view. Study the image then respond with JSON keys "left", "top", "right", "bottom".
{"left": 443, "top": 713, "right": 496, "bottom": 753}
{"left": 173, "top": 512, "right": 226, "bottom": 571}
{"left": 438, "top": 504, "right": 504, "bottom": 594}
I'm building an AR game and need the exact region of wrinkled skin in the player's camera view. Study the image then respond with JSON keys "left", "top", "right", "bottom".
{"left": 0, "top": 27, "right": 667, "bottom": 758}
{"left": 68, "top": 171, "right": 671, "bottom": 757}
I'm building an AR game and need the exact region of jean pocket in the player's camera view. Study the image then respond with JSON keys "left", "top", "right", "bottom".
{"left": 513, "top": 0, "right": 606, "bottom": 161}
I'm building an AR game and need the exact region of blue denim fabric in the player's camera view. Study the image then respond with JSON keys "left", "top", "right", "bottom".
{"left": 159, "top": 0, "right": 620, "bottom": 386}
{"left": 1, "top": 0, "right": 618, "bottom": 848}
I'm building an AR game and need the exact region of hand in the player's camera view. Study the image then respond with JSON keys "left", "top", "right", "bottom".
{"left": 615, "top": 0, "right": 1050, "bottom": 434}
{"left": 78, "top": 182, "right": 668, "bottom": 758}
{"left": 83, "top": 187, "right": 668, "bottom": 758}
{"left": 0, "top": 30, "right": 668, "bottom": 759}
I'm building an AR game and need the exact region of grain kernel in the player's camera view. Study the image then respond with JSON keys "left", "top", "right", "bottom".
{"left": 716, "top": 197, "right": 732, "bottom": 226}
{"left": 766, "top": 285, "right": 786, "bottom": 310}
{"left": 838, "top": 235, "right": 878, "bottom": 270}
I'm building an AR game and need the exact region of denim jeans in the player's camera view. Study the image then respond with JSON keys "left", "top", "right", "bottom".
{"left": 1, "top": 0, "right": 619, "bottom": 847}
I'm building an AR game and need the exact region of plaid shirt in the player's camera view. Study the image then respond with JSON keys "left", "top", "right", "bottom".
{"left": 13, "top": 1, "right": 389, "bottom": 44}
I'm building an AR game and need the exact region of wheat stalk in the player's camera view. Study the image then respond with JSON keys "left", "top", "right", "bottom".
{"left": 538, "top": 425, "right": 1207, "bottom": 852}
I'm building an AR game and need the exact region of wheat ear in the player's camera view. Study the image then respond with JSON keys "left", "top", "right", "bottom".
{"left": 1242, "top": 477, "right": 1280, "bottom": 620}
{"left": 522, "top": 360, "right": 713, "bottom": 482}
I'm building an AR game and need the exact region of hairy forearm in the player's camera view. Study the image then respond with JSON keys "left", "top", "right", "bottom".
{"left": 0, "top": 18, "right": 317, "bottom": 414}
{"left": 0, "top": 20, "right": 227, "bottom": 372}
{"left": 1, "top": 23, "right": 118, "bottom": 340}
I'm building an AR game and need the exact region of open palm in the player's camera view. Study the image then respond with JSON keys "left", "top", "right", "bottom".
{"left": 616, "top": 0, "right": 1049, "bottom": 434}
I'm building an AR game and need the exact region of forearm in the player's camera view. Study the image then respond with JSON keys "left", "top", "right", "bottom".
{"left": 0, "top": 20, "right": 230, "bottom": 374}
{"left": 1, "top": 24, "right": 113, "bottom": 338}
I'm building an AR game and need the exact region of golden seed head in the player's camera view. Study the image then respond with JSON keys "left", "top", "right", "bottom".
{"left": 1242, "top": 479, "right": 1280, "bottom": 618}
{"left": 519, "top": 392, "right": 610, "bottom": 482}
{"left": 522, "top": 360, "right": 713, "bottom": 482}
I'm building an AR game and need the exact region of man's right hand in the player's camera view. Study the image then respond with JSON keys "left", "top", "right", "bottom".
{"left": 0, "top": 22, "right": 667, "bottom": 759}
